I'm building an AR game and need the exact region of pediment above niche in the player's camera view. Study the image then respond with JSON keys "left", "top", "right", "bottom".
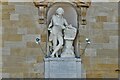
{"left": 34, "top": 0, "right": 91, "bottom": 2}
{"left": 34, "top": 0, "right": 91, "bottom": 24}
{"left": 34, "top": 0, "right": 91, "bottom": 8}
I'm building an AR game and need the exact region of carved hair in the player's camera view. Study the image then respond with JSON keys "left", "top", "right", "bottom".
{"left": 56, "top": 7, "right": 64, "bottom": 15}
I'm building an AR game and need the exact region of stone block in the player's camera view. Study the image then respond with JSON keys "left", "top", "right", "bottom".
{"left": 25, "top": 56, "right": 37, "bottom": 64}
{"left": 11, "top": 48, "right": 44, "bottom": 57}
{"left": 2, "top": 73, "right": 10, "bottom": 78}
{"left": 3, "top": 27, "right": 17, "bottom": 34}
{"left": 103, "top": 43, "right": 118, "bottom": 49}
{"left": 10, "top": 48, "right": 24, "bottom": 56}
{"left": 3, "top": 34, "right": 22, "bottom": 41}
{"left": 109, "top": 36, "right": 118, "bottom": 44}
{"left": 44, "top": 58, "right": 81, "bottom": 78}
{"left": 2, "top": 20, "right": 13, "bottom": 28}
{"left": 103, "top": 70, "right": 118, "bottom": 78}
{"left": 2, "top": 47, "right": 10, "bottom": 55}
{"left": 36, "top": 56, "right": 44, "bottom": 63}
{"left": 41, "top": 34, "right": 47, "bottom": 42}
{"left": 9, "top": 73, "right": 23, "bottom": 78}
{"left": 15, "top": 5, "right": 31, "bottom": 14}
{"left": 36, "top": 28, "right": 44, "bottom": 34}
{"left": 103, "top": 22, "right": 118, "bottom": 30}
{"left": 2, "top": 5, "right": 15, "bottom": 13}
{"left": 97, "top": 49, "right": 118, "bottom": 58}
{"left": 79, "top": 35, "right": 86, "bottom": 42}
{"left": 23, "top": 73, "right": 42, "bottom": 78}
{"left": 91, "top": 22, "right": 103, "bottom": 29}
{"left": 4, "top": 41, "right": 26, "bottom": 48}
{"left": 86, "top": 70, "right": 104, "bottom": 78}
{"left": 26, "top": 42, "right": 40, "bottom": 48}
{"left": 103, "top": 30, "right": 118, "bottom": 36}
{"left": 10, "top": 13, "right": 19, "bottom": 20}
{"left": 81, "top": 43, "right": 103, "bottom": 49}
{"left": 8, "top": 2, "right": 25, "bottom": 5}
{"left": 27, "top": 27, "right": 44, "bottom": 34}
{"left": 22, "top": 34, "right": 40, "bottom": 42}
{"left": 85, "top": 48, "right": 96, "bottom": 56}
{"left": 91, "top": 57, "right": 118, "bottom": 65}
{"left": 3, "top": 67, "right": 29, "bottom": 73}
{"left": 27, "top": 28, "right": 36, "bottom": 34}
{"left": 93, "top": 35, "right": 109, "bottom": 43}
{"left": 96, "top": 16, "right": 107, "bottom": 22}
{"left": 19, "top": 14, "right": 32, "bottom": 21}
{"left": 17, "top": 28, "right": 27, "bottom": 34}
{"left": 2, "top": 14, "right": 10, "bottom": 20}
{"left": 2, "top": 2, "right": 8, "bottom": 5}
{"left": 33, "top": 63, "right": 44, "bottom": 73}
{"left": 94, "top": 64, "right": 118, "bottom": 70}
{"left": 19, "top": 20, "right": 36, "bottom": 28}
{"left": 2, "top": 55, "right": 25, "bottom": 67}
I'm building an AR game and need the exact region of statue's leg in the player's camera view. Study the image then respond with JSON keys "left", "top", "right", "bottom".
{"left": 50, "top": 36, "right": 57, "bottom": 57}
{"left": 51, "top": 35, "right": 63, "bottom": 56}
{"left": 53, "top": 36, "right": 57, "bottom": 50}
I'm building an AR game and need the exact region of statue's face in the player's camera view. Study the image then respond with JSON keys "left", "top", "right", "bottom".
{"left": 56, "top": 7, "right": 64, "bottom": 16}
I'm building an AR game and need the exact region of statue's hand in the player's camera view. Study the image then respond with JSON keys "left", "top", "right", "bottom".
{"left": 48, "top": 27, "right": 51, "bottom": 30}
{"left": 48, "top": 28, "right": 52, "bottom": 33}
{"left": 67, "top": 24, "right": 73, "bottom": 29}
{"left": 61, "top": 25, "right": 66, "bottom": 29}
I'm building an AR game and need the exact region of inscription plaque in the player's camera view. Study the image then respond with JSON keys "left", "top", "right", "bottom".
{"left": 44, "top": 58, "right": 81, "bottom": 78}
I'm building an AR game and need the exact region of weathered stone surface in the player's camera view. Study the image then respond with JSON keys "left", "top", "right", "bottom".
{"left": 22, "top": 34, "right": 40, "bottom": 42}
{"left": 2, "top": 5, "right": 15, "bottom": 13}
{"left": 3, "top": 34, "right": 22, "bottom": 41}
{"left": 103, "top": 22, "right": 118, "bottom": 30}
{"left": 2, "top": 73, "right": 10, "bottom": 78}
{"left": 4, "top": 27, "right": 17, "bottom": 34}
{"left": 97, "top": 49, "right": 118, "bottom": 58}
{"left": 85, "top": 48, "right": 96, "bottom": 56}
{"left": 96, "top": 16, "right": 107, "bottom": 22}
{"left": 17, "top": 28, "right": 27, "bottom": 34}
{"left": 2, "top": 47, "right": 10, "bottom": 55}
{"left": 10, "top": 13, "right": 19, "bottom": 20}
{"left": 93, "top": 35, "right": 109, "bottom": 43}
{"left": 33, "top": 63, "right": 44, "bottom": 73}
{"left": 26, "top": 42, "right": 40, "bottom": 48}
{"left": 1, "top": 2, "right": 119, "bottom": 78}
{"left": 2, "top": 14, "right": 10, "bottom": 20}
{"left": 4, "top": 41, "right": 26, "bottom": 48}
{"left": 44, "top": 58, "right": 81, "bottom": 78}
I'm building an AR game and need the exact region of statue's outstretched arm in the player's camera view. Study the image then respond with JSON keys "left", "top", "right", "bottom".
{"left": 64, "top": 19, "right": 68, "bottom": 26}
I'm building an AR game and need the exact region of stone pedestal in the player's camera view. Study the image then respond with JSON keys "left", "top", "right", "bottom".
{"left": 44, "top": 58, "right": 81, "bottom": 78}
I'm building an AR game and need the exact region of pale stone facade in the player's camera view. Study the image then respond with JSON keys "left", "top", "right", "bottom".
{"left": 1, "top": 0, "right": 119, "bottom": 78}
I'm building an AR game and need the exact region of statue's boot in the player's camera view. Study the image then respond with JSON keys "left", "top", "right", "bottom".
{"left": 50, "top": 54, "right": 54, "bottom": 57}
{"left": 50, "top": 52, "right": 58, "bottom": 58}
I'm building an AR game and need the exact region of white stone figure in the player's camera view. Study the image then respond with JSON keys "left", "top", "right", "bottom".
{"left": 61, "top": 24, "right": 77, "bottom": 57}
{"left": 48, "top": 7, "right": 68, "bottom": 57}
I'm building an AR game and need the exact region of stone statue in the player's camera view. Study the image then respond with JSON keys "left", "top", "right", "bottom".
{"left": 48, "top": 7, "right": 77, "bottom": 58}
{"left": 48, "top": 7, "right": 68, "bottom": 57}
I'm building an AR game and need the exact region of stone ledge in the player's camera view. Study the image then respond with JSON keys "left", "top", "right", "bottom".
{"left": 44, "top": 58, "right": 81, "bottom": 62}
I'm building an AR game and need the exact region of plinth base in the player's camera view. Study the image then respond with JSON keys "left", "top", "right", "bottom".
{"left": 44, "top": 58, "right": 81, "bottom": 78}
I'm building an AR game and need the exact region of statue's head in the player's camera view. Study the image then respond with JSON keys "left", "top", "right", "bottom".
{"left": 56, "top": 7, "right": 64, "bottom": 15}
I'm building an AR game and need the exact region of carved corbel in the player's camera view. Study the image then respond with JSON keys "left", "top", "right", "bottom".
{"left": 76, "top": 1, "right": 91, "bottom": 25}
{"left": 34, "top": 1, "right": 48, "bottom": 24}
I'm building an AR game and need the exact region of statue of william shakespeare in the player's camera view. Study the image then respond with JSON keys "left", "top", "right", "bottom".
{"left": 48, "top": 7, "right": 77, "bottom": 58}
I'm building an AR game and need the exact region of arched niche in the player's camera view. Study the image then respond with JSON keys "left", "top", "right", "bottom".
{"left": 46, "top": 2, "right": 80, "bottom": 57}
{"left": 47, "top": 2, "right": 78, "bottom": 28}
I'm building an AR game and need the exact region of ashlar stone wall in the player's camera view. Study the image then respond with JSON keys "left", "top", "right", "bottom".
{"left": 1, "top": 1, "right": 119, "bottom": 78}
